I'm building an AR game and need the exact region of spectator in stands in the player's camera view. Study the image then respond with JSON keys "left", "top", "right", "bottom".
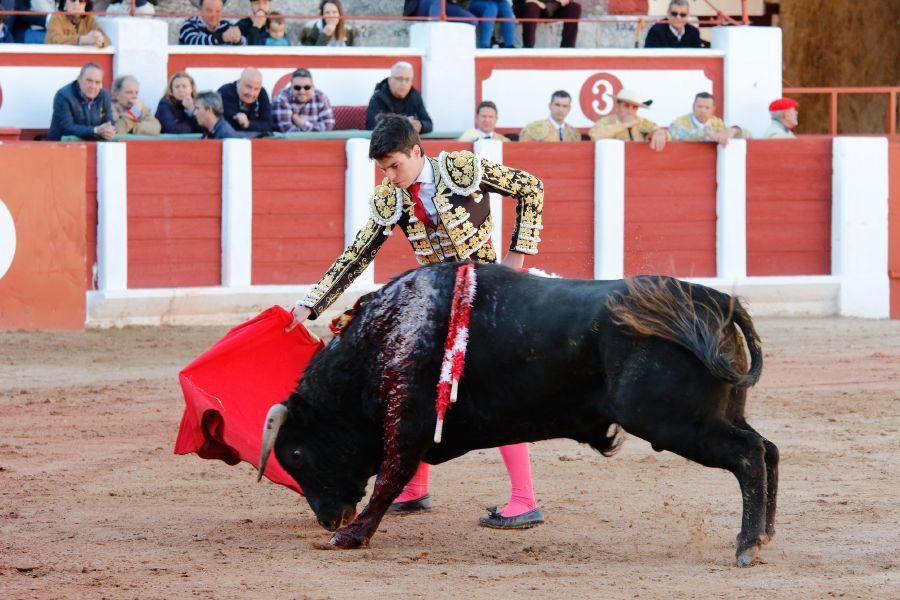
{"left": 589, "top": 88, "right": 668, "bottom": 152}
{"left": 469, "top": 0, "right": 516, "bottom": 48}
{"left": 0, "top": 15, "right": 12, "bottom": 43}
{"left": 366, "top": 61, "right": 433, "bottom": 134}
{"left": 644, "top": 0, "right": 701, "bottom": 48}
{"left": 47, "top": 62, "right": 114, "bottom": 141}
{"left": 301, "top": 0, "right": 354, "bottom": 47}
{"left": 404, "top": 0, "right": 476, "bottom": 28}
{"left": 217, "top": 67, "right": 273, "bottom": 133}
{"left": 111, "top": 75, "right": 162, "bottom": 136}
{"left": 272, "top": 68, "right": 335, "bottom": 132}
{"left": 156, "top": 71, "right": 204, "bottom": 134}
{"left": 668, "top": 92, "right": 747, "bottom": 146}
{"left": 458, "top": 101, "right": 511, "bottom": 142}
{"left": 236, "top": 0, "right": 270, "bottom": 45}
{"left": 46, "top": 0, "right": 108, "bottom": 47}
{"left": 519, "top": 90, "right": 580, "bottom": 142}
{"left": 195, "top": 91, "right": 246, "bottom": 139}
{"left": 764, "top": 97, "right": 799, "bottom": 138}
{"left": 179, "top": 0, "right": 245, "bottom": 46}
{"left": 265, "top": 12, "right": 289, "bottom": 46}
{"left": 513, "top": 0, "right": 581, "bottom": 49}
{"left": 1, "top": 0, "right": 49, "bottom": 43}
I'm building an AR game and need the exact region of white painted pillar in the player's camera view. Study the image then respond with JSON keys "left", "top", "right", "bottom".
{"left": 711, "top": 26, "right": 782, "bottom": 139}
{"left": 221, "top": 139, "right": 253, "bottom": 287}
{"left": 96, "top": 17, "right": 170, "bottom": 112}
{"left": 96, "top": 142, "right": 128, "bottom": 292}
{"left": 473, "top": 138, "right": 503, "bottom": 256}
{"left": 409, "top": 23, "right": 476, "bottom": 132}
{"left": 832, "top": 137, "right": 890, "bottom": 318}
{"left": 715, "top": 139, "right": 747, "bottom": 279}
{"left": 345, "top": 138, "right": 376, "bottom": 289}
{"left": 594, "top": 140, "right": 625, "bottom": 280}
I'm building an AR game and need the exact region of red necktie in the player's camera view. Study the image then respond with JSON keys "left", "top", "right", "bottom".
{"left": 408, "top": 182, "right": 433, "bottom": 226}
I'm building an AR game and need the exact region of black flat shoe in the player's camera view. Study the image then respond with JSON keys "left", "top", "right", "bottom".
{"left": 479, "top": 506, "right": 544, "bottom": 529}
{"left": 386, "top": 494, "right": 433, "bottom": 514}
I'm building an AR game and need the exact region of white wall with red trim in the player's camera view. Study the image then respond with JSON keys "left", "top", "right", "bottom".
{"left": 1, "top": 20, "right": 778, "bottom": 136}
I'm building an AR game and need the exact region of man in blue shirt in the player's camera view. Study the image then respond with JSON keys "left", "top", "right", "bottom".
{"left": 47, "top": 62, "right": 115, "bottom": 141}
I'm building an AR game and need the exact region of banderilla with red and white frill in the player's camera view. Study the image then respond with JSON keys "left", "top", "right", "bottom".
{"left": 433, "top": 262, "right": 477, "bottom": 444}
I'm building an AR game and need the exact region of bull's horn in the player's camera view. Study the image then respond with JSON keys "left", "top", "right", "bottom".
{"left": 257, "top": 404, "right": 288, "bottom": 482}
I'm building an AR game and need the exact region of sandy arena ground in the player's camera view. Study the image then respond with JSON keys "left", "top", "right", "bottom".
{"left": 1, "top": 316, "right": 899, "bottom": 599}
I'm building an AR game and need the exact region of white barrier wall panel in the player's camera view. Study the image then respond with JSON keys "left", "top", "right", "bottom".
{"left": 832, "top": 137, "right": 890, "bottom": 318}
{"left": 345, "top": 138, "right": 376, "bottom": 289}
{"left": 221, "top": 139, "right": 253, "bottom": 287}
{"left": 712, "top": 26, "right": 782, "bottom": 139}
{"left": 473, "top": 138, "right": 504, "bottom": 254}
{"left": 409, "top": 23, "right": 476, "bottom": 132}
{"left": 593, "top": 140, "right": 625, "bottom": 280}
{"left": 716, "top": 139, "right": 747, "bottom": 278}
{"left": 97, "top": 17, "right": 169, "bottom": 115}
{"left": 96, "top": 142, "right": 128, "bottom": 292}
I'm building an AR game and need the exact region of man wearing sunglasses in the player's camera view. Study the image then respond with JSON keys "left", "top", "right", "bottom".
{"left": 272, "top": 68, "right": 336, "bottom": 133}
{"left": 644, "top": 0, "right": 702, "bottom": 48}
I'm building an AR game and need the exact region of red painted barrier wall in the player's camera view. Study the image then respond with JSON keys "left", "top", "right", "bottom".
{"left": 127, "top": 141, "right": 222, "bottom": 288}
{"left": 889, "top": 141, "right": 900, "bottom": 319}
{"left": 746, "top": 138, "right": 832, "bottom": 276}
{"left": 624, "top": 143, "right": 717, "bottom": 277}
{"left": 85, "top": 144, "right": 97, "bottom": 290}
{"left": 373, "top": 141, "right": 472, "bottom": 283}
{"left": 503, "top": 143, "right": 595, "bottom": 279}
{"left": 252, "top": 140, "right": 346, "bottom": 284}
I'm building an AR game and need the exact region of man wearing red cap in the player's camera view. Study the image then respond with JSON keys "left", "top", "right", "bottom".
{"left": 765, "top": 97, "right": 800, "bottom": 138}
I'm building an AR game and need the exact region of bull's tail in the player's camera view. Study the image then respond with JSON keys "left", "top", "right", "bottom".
{"left": 604, "top": 277, "right": 763, "bottom": 388}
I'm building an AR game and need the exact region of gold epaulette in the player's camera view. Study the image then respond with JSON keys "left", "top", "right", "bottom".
{"left": 438, "top": 150, "right": 483, "bottom": 196}
{"left": 369, "top": 178, "right": 403, "bottom": 231}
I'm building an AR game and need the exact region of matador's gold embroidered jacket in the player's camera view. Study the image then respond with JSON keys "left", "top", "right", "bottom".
{"left": 299, "top": 150, "right": 544, "bottom": 318}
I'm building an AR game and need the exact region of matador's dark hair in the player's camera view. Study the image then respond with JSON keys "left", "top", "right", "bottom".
{"left": 368, "top": 113, "right": 422, "bottom": 160}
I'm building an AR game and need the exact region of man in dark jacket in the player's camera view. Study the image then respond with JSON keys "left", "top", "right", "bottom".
{"left": 47, "top": 63, "right": 115, "bottom": 141}
{"left": 365, "top": 61, "right": 433, "bottom": 133}
{"left": 644, "top": 0, "right": 702, "bottom": 49}
{"left": 235, "top": 0, "right": 271, "bottom": 45}
{"left": 217, "top": 67, "right": 273, "bottom": 133}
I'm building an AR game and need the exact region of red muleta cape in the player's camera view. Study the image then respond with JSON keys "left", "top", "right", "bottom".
{"left": 173, "top": 306, "right": 324, "bottom": 493}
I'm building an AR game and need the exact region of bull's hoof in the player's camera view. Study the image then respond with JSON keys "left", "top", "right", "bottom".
{"left": 735, "top": 546, "right": 760, "bottom": 567}
{"left": 327, "top": 529, "right": 369, "bottom": 550}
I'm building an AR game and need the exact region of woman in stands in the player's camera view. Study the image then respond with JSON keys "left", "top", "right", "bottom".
{"left": 300, "top": 0, "right": 355, "bottom": 47}
{"left": 156, "top": 71, "right": 204, "bottom": 135}
{"left": 45, "top": 0, "right": 108, "bottom": 47}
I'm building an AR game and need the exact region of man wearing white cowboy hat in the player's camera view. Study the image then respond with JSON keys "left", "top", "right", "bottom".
{"left": 589, "top": 88, "right": 668, "bottom": 152}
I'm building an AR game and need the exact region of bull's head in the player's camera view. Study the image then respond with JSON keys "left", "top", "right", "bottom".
{"left": 258, "top": 401, "right": 377, "bottom": 532}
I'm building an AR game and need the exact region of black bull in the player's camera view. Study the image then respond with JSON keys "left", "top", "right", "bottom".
{"left": 258, "top": 263, "right": 778, "bottom": 567}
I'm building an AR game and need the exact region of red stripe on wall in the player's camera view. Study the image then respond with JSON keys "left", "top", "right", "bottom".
{"left": 746, "top": 138, "right": 832, "bottom": 276}
{"left": 127, "top": 141, "right": 222, "bottom": 288}
{"left": 889, "top": 141, "right": 900, "bottom": 319}
{"left": 624, "top": 142, "right": 717, "bottom": 277}
{"left": 503, "top": 143, "right": 595, "bottom": 279}
{"left": 85, "top": 144, "right": 97, "bottom": 290}
{"left": 373, "top": 141, "right": 473, "bottom": 283}
{"left": 252, "top": 140, "right": 346, "bottom": 284}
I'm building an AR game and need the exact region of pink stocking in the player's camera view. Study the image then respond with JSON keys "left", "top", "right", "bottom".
{"left": 392, "top": 461, "right": 430, "bottom": 503}
{"left": 498, "top": 443, "right": 538, "bottom": 517}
